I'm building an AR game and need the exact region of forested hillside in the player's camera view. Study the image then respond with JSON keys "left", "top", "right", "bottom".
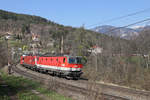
{"left": 0, "top": 9, "right": 132, "bottom": 55}
{"left": 0, "top": 9, "right": 54, "bottom": 24}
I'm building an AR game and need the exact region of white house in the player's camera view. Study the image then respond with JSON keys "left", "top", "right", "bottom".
{"left": 88, "top": 45, "right": 103, "bottom": 54}
{"left": 32, "top": 33, "right": 39, "bottom": 41}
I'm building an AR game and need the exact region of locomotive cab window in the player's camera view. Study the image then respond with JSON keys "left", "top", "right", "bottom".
{"left": 69, "top": 57, "right": 82, "bottom": 64}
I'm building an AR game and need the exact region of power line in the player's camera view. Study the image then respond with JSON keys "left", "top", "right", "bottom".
{"left": 145, "top": 20, "right": 150, "bottom": 26}
{"left": 86, "top": 8, "right": 150, "bottom": 28}
{"left": 105, "top": 18, "right": 150, "bottom": 33}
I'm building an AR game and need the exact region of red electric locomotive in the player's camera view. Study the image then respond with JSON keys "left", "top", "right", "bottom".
{"left": 20, "top": 54, "right": 85, "bottom": 79}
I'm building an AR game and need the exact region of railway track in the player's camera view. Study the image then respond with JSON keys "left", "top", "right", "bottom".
{"left": 12, "top": 64, "right": 150, "bottom": 100}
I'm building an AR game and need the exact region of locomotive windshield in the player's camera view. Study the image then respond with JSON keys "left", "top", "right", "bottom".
{"left": 69, "top": 57, "right": 82, "bottom": 64}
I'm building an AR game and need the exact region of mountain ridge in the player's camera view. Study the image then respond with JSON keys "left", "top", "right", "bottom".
{"left": 92, "top": 25, "right": 150, "bottom": 39}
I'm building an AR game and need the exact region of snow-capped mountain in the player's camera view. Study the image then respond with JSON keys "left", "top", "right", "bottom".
{"left": 130, "top": 26, "right": 145, "bottom": 29}
{"left": 92, "top": 25, "right": 150, "bottom": 39}
{"left": 133, "top": 25, "right": 150, "bottom": 32}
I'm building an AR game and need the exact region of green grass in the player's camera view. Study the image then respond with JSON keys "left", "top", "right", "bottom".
{"left": 8, "top": 40, "right": 24, "bottom": 47}
{"left": 0, "top": 72, "right": 72, "bottom": 100}
{"left": 36, "top": 87, "right": 72, "bottom": 100}
{"left": 18, "top": 91, "right": 41, "bottom": 100}
{"left": 0, "top": 72, "right": 40, "bottom": 100}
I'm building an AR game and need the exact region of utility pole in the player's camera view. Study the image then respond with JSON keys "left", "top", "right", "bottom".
{"left": 95, "top": 54, "right": 98, "bottom": 72}
{"left": 60, "top": 35, "right": 64, "bottom": 54}
{"left": 5, "top": 36, "right": 12, "bottom": 74}
{"left": 146, "top": 55, "right": 149, "bottom": 69}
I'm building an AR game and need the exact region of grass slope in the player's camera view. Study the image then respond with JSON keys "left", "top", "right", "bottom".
{"left": 0, "top": 72, "right": 72, "bottom": 100}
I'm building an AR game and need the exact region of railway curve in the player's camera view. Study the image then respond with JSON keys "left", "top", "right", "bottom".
{"left": 12, "top": 64, "right": 150, "bottom": 100}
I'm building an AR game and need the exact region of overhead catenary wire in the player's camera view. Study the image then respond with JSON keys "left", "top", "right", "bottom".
{"left": 105, "top": 18, "right": 150, "bottom": 33}
{"left": 145, "top": 20, "right": 150, "bottom": 26}
{"left": 86, "top": 8, "right": 150, "bottom": 28}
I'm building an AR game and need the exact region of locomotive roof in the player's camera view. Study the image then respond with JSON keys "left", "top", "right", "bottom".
{"left": 39, "top": 53, "right": 67, "bottom": 57}
{"left": 23, "top": 53, "right": 81, "bottom": 57}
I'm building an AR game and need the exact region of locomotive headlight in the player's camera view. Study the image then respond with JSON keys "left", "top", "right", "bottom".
{"left": 74, "top": 65, "right": 78, "bottom": 68}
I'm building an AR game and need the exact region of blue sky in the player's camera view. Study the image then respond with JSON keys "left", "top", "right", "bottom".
{"left": 0, "top": 0, "right": 150, "bottom": 28}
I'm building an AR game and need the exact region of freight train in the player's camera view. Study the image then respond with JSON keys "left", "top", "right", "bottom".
{"left": 20, "top": 54, "right": 86, "bottom": 79}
